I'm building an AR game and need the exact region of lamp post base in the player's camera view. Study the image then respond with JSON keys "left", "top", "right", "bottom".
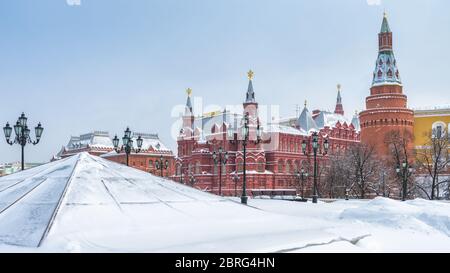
{"left": 312, "top": 195, "right": 318, "bottom": 204}
{"left": 241, "top": 195, "right": 248, "bottom": 205}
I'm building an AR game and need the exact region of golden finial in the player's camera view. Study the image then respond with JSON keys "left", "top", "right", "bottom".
{"left": 186, "top": 88, "right": 192, "bottom": 96}
{"left": 383, "top": 10, "right": 387, "bottom": 18}
{"left": 247, "top": 70, "right": 254, "bottom": 80}
{"left": 337, "top": 84, "right": 341, "bottom": 92}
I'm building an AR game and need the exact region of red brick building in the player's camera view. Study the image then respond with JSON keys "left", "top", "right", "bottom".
{"left": 174, "top": 73, "right": 360, "bottom": 196}
{"left": 54, "top": 131, "right": 176, "bottom": 177}
{"left": 360, "top": 14, "right": 414, "bottom": 158}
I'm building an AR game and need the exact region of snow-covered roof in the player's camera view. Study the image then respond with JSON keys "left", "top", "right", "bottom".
{"left": 297, "top": 106, "right": 318, "bottom": 131}
{"left": 314, "top": 111, "right": 351, "bottom": 128}
{"left": 266, "top": 124, "right": 308, "bottom": 136}
{"left": 65, "top": 131, "right": 171, "bottom": 153}
{"left": 66, "top": 131, "right": 113, "bottom": 150}
{"left": 193, "top": 111, "right": 242, "bottom": 133}
{"left": 413, "top": 105, "right": 450, "bottom": 112}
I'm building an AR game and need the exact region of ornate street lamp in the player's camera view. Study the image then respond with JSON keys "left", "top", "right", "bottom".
{"left": 189, "top": 171, "right": 196, "bottom": 186}
{"left": 302, "top": 132, "right": 329, "bottom": 204}
{"left": 227, "top": 112, "right": 262, "bottom": 205}
{"left": 295, "top": 167, "right": 309, "bottom": 201}
{"left": 3, "top": 113, "right": 44, "bottom": 171}
{"left": 396, "top": 160, "right": 414, "bottom": 201}
{"left": 113, "top": 127, "right": 143, "bottom": 166}
{"left": 232, "top": 173, "right": 239, "bottom": 197}
{"left": 156, "top": 155, "right": 169, "bottom": 177}
{"left": 212, "top": 147, "right": 229, "bottom": 196}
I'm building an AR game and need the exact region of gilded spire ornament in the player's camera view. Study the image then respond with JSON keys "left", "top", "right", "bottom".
{"left": 247, "top": 70, "right": 254, "bottom": 80}
{"left": 186, "top": 88, "right": 192, "bottom": 96}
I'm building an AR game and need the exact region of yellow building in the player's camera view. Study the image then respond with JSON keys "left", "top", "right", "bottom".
{"left": 414, "top": 106, "right": 450, "bottom": 148}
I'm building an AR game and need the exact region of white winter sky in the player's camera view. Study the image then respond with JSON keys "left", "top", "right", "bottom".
{"left": 0, "top": 0, "right": 449, "bottom": 163}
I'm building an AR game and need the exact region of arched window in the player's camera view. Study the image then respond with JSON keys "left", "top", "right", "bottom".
{"left": 387, "top": 69, "right": 393, "bottom": 78}
{"left": 278, "top": 160, "right": 284, "bottom": 173}
{"left": 286, "top": 161, "right": 291, "bottom": 174}
{"left": 149, "top": 160, "right": 154, "bottom": 169}
{"left": 257, "top": 160, "right": 264, "bottom": 173}
{"left": 377, "top": 70, "right": 382, "bottom": 78}
{"left": 432, "top": 121, "right": 446, "bottom": 139}
{"left": 195, "top": 161, "right": 201, "bottom": 174}
{"left": 237, "top": 161, "right": 243, "bottom": 172}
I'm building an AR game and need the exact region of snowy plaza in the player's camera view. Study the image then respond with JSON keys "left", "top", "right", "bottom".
{"left": 0, "top": 153, "right": 449, "bottom": 253}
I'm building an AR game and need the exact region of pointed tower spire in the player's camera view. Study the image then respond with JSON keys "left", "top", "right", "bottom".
{"left": 372, "top": 13, "right": 401, "bottom": 87}
{"left": 182, "top": 88, "right": 195, "bottom": 132}
{"left": 380, "top": 11, "right": 391, "bottom": 33}
{"left": 245, "top": 70, "right": 256, "bottom": 103}
{"left": 334, "top": 84, "right": 344, "bottom": 115}
{"left": 185, "top": 88, "right": 193, "bottom": 115}
{"left": 351, "top": 110, "right": 360, "bottom": 131}
{"left": 296, "top": 100, "right": 317, "bottom": 131}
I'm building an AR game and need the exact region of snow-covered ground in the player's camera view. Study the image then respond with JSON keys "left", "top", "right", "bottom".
{"left": 0, "top": 152, "right": 449, "bottom": 253}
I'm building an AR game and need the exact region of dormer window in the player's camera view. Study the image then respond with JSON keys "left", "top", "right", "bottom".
{"left": 377, "top": 70, "right": 383, "bottom": 78}
{"left": 379, "top": 59, "right": 383, "bottom": 66}
{"left": 387, "top": 69, "right": 393, "bottom": 78}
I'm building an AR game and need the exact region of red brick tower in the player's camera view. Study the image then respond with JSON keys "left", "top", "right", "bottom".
{"left": 359, "top": 13, "right": 414, "bottom": 158}
{"left": 334, "top": 84, "right": 344, "bottom": 116}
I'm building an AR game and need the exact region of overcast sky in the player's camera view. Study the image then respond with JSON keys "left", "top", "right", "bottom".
{"left": 1, "top": 0, "right": 449, "bottom": 163}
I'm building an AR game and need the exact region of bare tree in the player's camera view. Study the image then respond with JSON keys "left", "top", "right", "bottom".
{"left": 345, "top": 143, "right": 379, "bottom": 199}
{"left": 415, "top": 131, "right": 450, "bottom": 200}
{"left": 385, "top": 129, "right": 415, "bottom": 199}
{"left": 323, "top": 152, "right": 347, "bottom": 198}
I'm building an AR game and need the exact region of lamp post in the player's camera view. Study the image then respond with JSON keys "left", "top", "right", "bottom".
{"left": 295, "top": 167, "right": 309, "bottom": 200}
{"left": 3, "top": 113, "right": 44, "bottom": 171}
{"left": 302, "top": 132, "right": 329, "bottom": 204}
{"left": 232, "top": 173, "right": 239, "bottom": 197}
{"left": 212, "top": 147, "right": 229, "bottom": 196}
{"left": 189, "top": 171, "right": 196, "bottom": 186}
{"left": 396, "top": 160, "right": 414, "bottom": 201}
{"left": 156, "top": 155, "right": 169, "bottom": 177}
{"left": 227, "top": 112, "right": 262, "bottom": 205}
{"left": 112, "top": 127, "right": 143, "bottom": 166}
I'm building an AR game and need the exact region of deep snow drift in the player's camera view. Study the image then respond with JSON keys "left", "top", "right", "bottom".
{"left": 0, "top": 152, "right": 449, "bottom": 252}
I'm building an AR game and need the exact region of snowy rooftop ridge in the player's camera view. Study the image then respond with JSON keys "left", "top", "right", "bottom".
{"left": 413, "top": 105, "right": 450, "bottom": 112}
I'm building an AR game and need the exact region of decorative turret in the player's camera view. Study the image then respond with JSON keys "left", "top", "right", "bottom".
{"left": 372, "top": 12, "right": 401, "bottom": 87}
{"left": 242, "top": 70, "right": 259, "bottom": 129}
{"left": 296, "top": 100, "right": 318, "bottom": 131}
{"left": 334, "top": 84, "right": 344, "bottom": 116}
{"left": 185, "top": 88, "right": 193, "bottom": 115}
{"left": 351, "top": 110, "right": 360, "bottom": 132}
{"left": 182, "top": 88, "right": 194, "bottom": 131}
{"left": 360, "top": 13, "right": 414, "bottom": 159}
{"left": 245, "top": 70, "right": 256, "bottom": 104}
